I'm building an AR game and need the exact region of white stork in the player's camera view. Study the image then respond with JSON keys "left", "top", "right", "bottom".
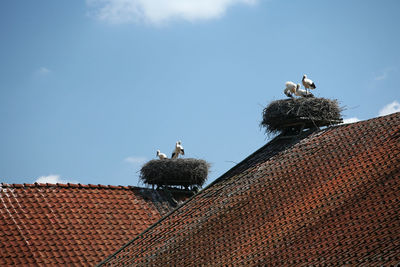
{"left": 284, "top": 82, "right": 300, "bottom": 98}
{"left": 302, "top": 74, "right": 316, "bottom": 94}
{"left": 156, "top": 150, "right": 167, "bottom": 160}
{"left": 294, "top": 87, "right": 314, "bottom": 98}
{"left": 171, "top": 141, "right": 184, "bottom": 159}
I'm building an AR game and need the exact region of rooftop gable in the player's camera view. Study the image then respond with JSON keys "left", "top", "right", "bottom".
{"left": 100, "top": 112, "right": 400, "bottom": 266}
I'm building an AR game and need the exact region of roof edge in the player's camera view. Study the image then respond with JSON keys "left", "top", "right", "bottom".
{"left": 0, "top": 182, "right": 148, "bottom": 191}
{"left": 96, "top": 128, "right": 319, "bottom": 266}
{"left": 97, "top": 112, "right": 400, "bottom": 266}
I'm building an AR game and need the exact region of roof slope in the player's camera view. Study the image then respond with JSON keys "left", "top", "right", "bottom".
{"left": 0, "top": 183, "right": 177, "bottom": 266}
{"left": 100, "top": 112, "right": 400, "bottom": 266}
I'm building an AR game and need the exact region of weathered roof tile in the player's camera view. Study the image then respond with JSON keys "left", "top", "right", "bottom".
{"left": 0, "top": 183, "right": 177, "bottom": 265}
{"left": 100, "top": 112, "right": 400, "bottom": 266}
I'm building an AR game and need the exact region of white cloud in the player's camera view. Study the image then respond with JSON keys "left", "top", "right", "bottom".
{"left": 124, "top": 156, "right": 147, "bottom": 165}
{"left": 86, "top": 0, "right": 257, "bottom": 24}
{"left": 342, "top": 101, "right": 400, "bottom": 124}
{"left": 342, "top": 117, "right": 361, "bottom": 124}
{"left": 379, "top": 101, "right": 400, "bottom": 116}
{"left": 36, "top": 67, "right": 51, "bottom": 75}
{"left": 374, "top": 72, "right": 387, "bottom": 81}
{"left": 374, "top": 67, "right": 394, "bottom": 81}
{"left": 35, "top": 174, "right": 78, "bottom": 184}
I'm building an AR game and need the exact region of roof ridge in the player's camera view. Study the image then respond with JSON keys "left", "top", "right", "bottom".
{"left": 96, "top": 129, "right": 318, "bottom": 266}
{"left": 97, "top": 112, "right": 400, "bottom": 266}
{"left": 96, "top": 112, "right": 400, "bottom": 266}
{"left": 0, "top": 182, "right": 147, "bottom": 190}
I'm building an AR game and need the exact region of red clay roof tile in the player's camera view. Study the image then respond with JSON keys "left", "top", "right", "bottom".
{"left": 100, "top": 112, "right": 400, "bottom": 266}
{"left": 0, "top": 183, "right": 177, "bottom": 265}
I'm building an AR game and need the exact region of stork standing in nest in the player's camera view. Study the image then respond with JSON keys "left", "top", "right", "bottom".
{"left": 302, "top": 74, "right": 316, "bottom": 94}
{"left": 156, "top": 150, "right": 167, "bottom": 160}
{"left": 171, "top": 141, "right": 185, "bottom": 159}
{"left": 284, "top": 81, "right": 313, "bottom": 98}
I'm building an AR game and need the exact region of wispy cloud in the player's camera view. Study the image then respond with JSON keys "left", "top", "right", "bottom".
{"left": 124, "top": 156, "right": 147, "bottom": 165}
{"left": 344, "top": 100, "right": 400, "bottom": 124}
{"left": 374, "top": 72, "right": 387, "bottom": 81}
{"left": 86, "top": 0, "right": 257, "bottom": 25}
{"left": 36, "top": 67, "right": 51, "bottom": 75}
{"left": 342, "top": 117, "right": 360, "bottom": 124}
{"left": 379, "top": 100, "right": 400, "bottom": 116}
{"left": 35, "top": 174, "right": 78, "bottom": 184}
{"left": 374, "top": 67, "right": 394, "bottom": 81}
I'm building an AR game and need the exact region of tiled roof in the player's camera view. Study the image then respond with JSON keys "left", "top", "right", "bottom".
{"left": 100, "top": 112, "right": 400, "bottom": 266}
{"left": 0, "top": 183, "right": 178, "bottom": 266}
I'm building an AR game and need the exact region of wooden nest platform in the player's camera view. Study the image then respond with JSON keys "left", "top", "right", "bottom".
{"left": 140, "top": 158, "right": 209, "bottom": 188}
{"left": 261, "top": 97, "right": 343, "bottom": 133}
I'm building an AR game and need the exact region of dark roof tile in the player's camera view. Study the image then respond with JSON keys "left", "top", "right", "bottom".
{"left": 100, "top": 112, "right": 400, "bottom": 266}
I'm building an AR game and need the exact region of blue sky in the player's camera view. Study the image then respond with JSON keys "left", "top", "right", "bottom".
{"left": 1, "top": 0, "right": 399, "bottom": 187}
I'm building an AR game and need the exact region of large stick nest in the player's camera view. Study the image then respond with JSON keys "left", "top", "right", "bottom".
{"left": 140, "top": 158, "right": 209, "bottom": 187}
{"left": 261, "top": 97, "right": 343, "bottom": 133}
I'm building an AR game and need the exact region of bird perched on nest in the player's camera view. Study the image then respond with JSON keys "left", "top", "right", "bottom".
{"left": 284, "top": 81, "right": 299, "bottom": 98}
{"left": 302, "top": 74, "right": 316, "bottom": 94}
{"left": 171, "top": 141, "right": 185, "bottom": 159}
{"left": 156, "top": 150, "right": 167, "bottom": 160}
{"left": 294, "top": 87, "right": 314, "bottom": 98}
{"left": 284, "top": 81, "right": 313, "bottom": 98}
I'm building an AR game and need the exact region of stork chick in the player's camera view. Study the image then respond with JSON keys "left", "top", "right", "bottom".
{"left": 171, "top": 141, "right": 184, "bottom": 159}
{"left": 302, "top": 74, "right": 316, "bottom": 94}
{"left": 294, "top": 87, "right": 314, "bottom": 98}
{"left": 156, "top": 150, "right": 167, "bottom": 160}
{"left": 284, "top": 82, "right": 300, "bottom": 98}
